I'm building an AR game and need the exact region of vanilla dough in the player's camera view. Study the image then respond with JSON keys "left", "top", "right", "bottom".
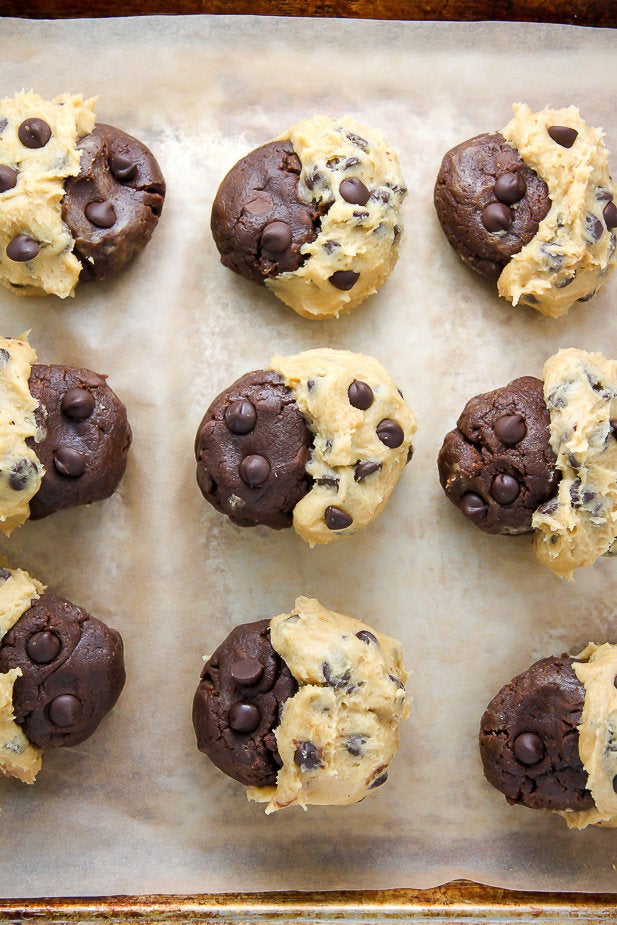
{"left": 247, "top": 597, "right": 409, "bottom": 813}
{"left": 269, "top": 348, "right": 416, "bottom": 545}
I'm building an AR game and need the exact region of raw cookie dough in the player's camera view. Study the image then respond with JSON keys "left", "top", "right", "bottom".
{"left": 0, "top": 567, "right": 125, "bottom": 784}
{"left": 0, "top": 333, "right": 132, "bottom": 533}
{"left": 211, "top": 115, "right": 406, "bottom": 319}
{"left": 434, "top": 104, "right": 617, "bottom": 317}
{"left": 0, "top": 91, "right": 165, "bottom": 298}
{"left": 438, "top": 348, "right": 617, "bottom": 579}
{"left": 192, "top": 597, "right": 409, "bottom": 813}
{"left": 480, "top": 643, "right": 617, "bottom": 829}
{"left": 195, "top": 348, "right": 416, "bottom": 545}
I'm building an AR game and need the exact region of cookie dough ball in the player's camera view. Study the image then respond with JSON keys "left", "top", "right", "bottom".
{"left": 0, "top": 91, "right": 165, "bottom": 298}
{"left": 434, "top": 105, "right": 617, "bottom": 317}
{"left": 438, "top": 376, "right": 559, "bottom": 535}
{"left": 192, "top": 597, "right": 410, "bottom": 813}
{"left": 211, "top": 116, "right": 406, "bottom": 319}
{"left": 480, "top": 643, "right": 617, "bottom": 828}
{"left": 195, "top": 349, "right": 416, "bottom": 544}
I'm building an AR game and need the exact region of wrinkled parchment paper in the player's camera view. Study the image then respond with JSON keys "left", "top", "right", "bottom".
{"left": 1, "top": 14, "right": 617, "bottom": 898}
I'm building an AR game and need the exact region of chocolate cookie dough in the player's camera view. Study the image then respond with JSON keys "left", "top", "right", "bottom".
{"left": 0, "top": 567, "right": 125, "bottom": 783}
{"left": 438, "top": 348, "right": 617, "bottom": 579}
{"left": 0, "top": 334, "right": 131, "bottom": 534}
{"left": 193, "top": 597, "right": 409, "bottom": 813}
{"left": 195, "top": 348, "right": 416, "bottom": 544}
{"left": 480, "top": 643, "right": 617, "bottom": 828}
{"left": 434, "top": 105, "right": 617, "bottom": 317}
{"left": 211, "top": 116, "right": 406, "bottom": 319}
{"left": 0, "top": 91, "right": 165, "bottom": 298}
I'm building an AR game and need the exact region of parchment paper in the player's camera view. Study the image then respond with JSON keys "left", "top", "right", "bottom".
{"left": 1, "top": 14, "right": 617, "bottom": 898}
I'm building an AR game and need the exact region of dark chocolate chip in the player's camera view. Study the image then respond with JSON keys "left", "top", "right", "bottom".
{"left": 604, "top": 201, "right": 617, "bottom": 230}
{"left": 494, "top": 414, "right": 527, "bottom": 446}
{"left": 494, "top": 172, "right": 526, "bottom": 205}
{"left": 325, "top": 505, "right": 353, "bottom": 530}
{"left": 491, "top": 473, "right": 520, "bottom": 505}
{"left": 9, "top": 458, "right": 36, "bottom": 491}
{"left": 323, "top": 240, "right": 340, "bottom": 254}
{"left": 482, "top": 202, "right": 513, "bottom": 232}
{"left": 389, "top": 674, "right": 405, "bottom": 689}
{"left": 85, "top": 200, "right": 117, "bottom": 229}
{"left": 228, "top": 702, "right": 261, "bottom": 733}
{"left": 239, "top": 454, "right": 270, "bottom": 487}
{"left": 513, "top": 731, "right": 545, "bottom": 766}
{"left": 348, "top": 379, "right": 374, "bottom": 410}
{"left": 613, "top": 775, "right": 617, "bottom": 795}
{"left": 61, "top": 387, "right": 95, "bottom": 421}
{"left": 261, "top": 220, "right": 292, "bottom": 255}
{"left": 0, "top": 569, "right": 11, "bottom": 582}
{"left": 48, "top": 694, "right": 82, "bottom": 727}
{"left": 322, "top": 662, "right": 351, "bottom": 689}
{"left": 369, "top": 771, "right": 388, "bottom": 789}
{"left": 329, "top": 270, "right": 360, "bottom": 290}
{"left": 18, "top": 118, "right": 51, "bottom": 149}
{"left": 0, "top": 166, "right": 18, "bottom": 193}
{"left": 460, "top": 492, "right": 487, "bottom": 519}
{"left": 376, "top": 418, "right": 404, "bottom": 448}
{"left": 109, "top": 152, "right": 137, "bottom": 181}
{"left": 53, "top": 447, "right": 86, "bottom": 478}
{"left": 356, "top": 630, "right": 379, "bottom": 645}
{"left": 294, "top": 740, "right": 322, "bottom": 770}
{"left": 354, "top": 460, "right": 382, "bottom": 482}
{"left": 316, "top": 475, "right": 339, "bottom": 488}
{"left": 345, "top": 734, "right": 367, "bottom": 757}
{"left": 0, "top": 349, "right": 9, "bottom": 366}
{"left": 339, "top": 177, "right": 370, "bottom": 206}
{"left": 230, "top": 658, "right": 264, "bottom": 685}
{"left": 346, "top": 132, "right": 369, "bottom": 151}
{"left": 6, "top": 234, "right": 40, "bottom": 262}
{"left": 224, "top": 399, "right": 256, "bottom": 435}
{"left": 585, "top": 213, "right": 604, "bottom": 242}
{"left": 243, "top": 193, "right": 273, "bottom": 215}
{"left": 547, "top": 125, "right": 578, "bottom": 148}
{"left": 26, "top": 631, "right": 61, "bottom": 664}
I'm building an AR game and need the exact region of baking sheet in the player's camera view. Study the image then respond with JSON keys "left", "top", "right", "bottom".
{"left": 1, "top": 14, "right": 617, "bottom": 898}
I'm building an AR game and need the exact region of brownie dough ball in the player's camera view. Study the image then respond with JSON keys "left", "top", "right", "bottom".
{"left": 192, "top": 619, "right": 298, "bottom": 787}
{"left": 0, "top": 591, "right": 125, "bottom": 749}
{"left": 434, "top": 132, "right": 551, "bottom": 280}
{"left": 62, "top": 123, "right": 166, "bottom": 282}
{"left": 194, "top": 370, "right": 313, "bottom": 530}
{"left": 479, "top": 655, "right": 592, "bottom": 812}
{"left": 438, "top": 376, "right": 559, "bottom": 534}
{"left": 27, "top": 363, "right": 132, "bottom": 520}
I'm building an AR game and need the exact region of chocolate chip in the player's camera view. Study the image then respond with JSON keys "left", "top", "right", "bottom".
{"left": 230, "top": 658, "right": 263, "bottom": 685}
{"left": 494, "top": 414, "right": 527, "bottom": 446}
{"left": 53, "top": 447, "right": 86, "bottom": 478}
{"left": 109, "top": 152, "right": 137, "bottom": 181}
{"left": 48, "top": 694, "right": 82, "bottom": 728}
{"left": 239, "top": 454, "right": 270, "bottom": 487}
{"left": 482, "top": 202, "right": 513, "bottom": 232}
{"left": 243, "top": 193, "right": 273, "bottom": 215}
{"left": 0, "top": 119, "right": 6, "bottom": 135}
{"left": 329, "top": 270, "right": 360, "bottom": 290}
{"left": 604, "top": 201, "right": 617, "bottom": 230}
{"left": 9, "top": 458, "right": 36, "bottom": 491}
{"left": 494, "top": 171, "right": 526, "bottom": 205}
{"left": 339, "top": 177, "right": 370, "bottom": 206}
{"left": 513, "top": 731, "right": 545, "bottom": 765}
{"left": 0, "top": 569, "right": 10, "bottom": 582}
{"left": 224, "top": 399, "right": 256, "bottom": 435}
{"left": 345, "top": 734, "right": 367, "bottom": 757}
{"left": 6, "top": 234, "right": 39, "bottom": 262}
{"left": 26, "top": 631, "right": 61, "bottom": 664}
{"left": 460, "top": 492, "right": 487, "bottom": 519}
{"left": 323, "top": 240, "right": 340, "bottom": 254}
{"left": 585, "top": 213, "right": 604, "bottom": 242}
{"left": 261, "top": 220, "right": 292, "bottom": 255}
{"left": 325, "top": 505, "right": 353, "bottom": 530}
{"left": 346, "top": 132, "right": 369, "bottom": 151}
{"left": 369, "top": 771, "right": 388, "bottom": 789}
{"left": 85, "top": 201, "right": 117, "bottom": 229}
{"left": 356, "top": 630, "right": 379, "bottom": 645}
{"left": 389, "top": 674, "right": 405, "bottom": 689}
{"left": 316, "top": 475, "right": 339, "bottom": 488}
{"left": 376, "top": 419, "right": 404, "bottom": 448}
{"left": 0, "top": 349, "right": 9, "bottom": 367}
{"left": 228, "top": 702, "right": 261, "bottom": 733}
{"left": 547, "top": 125, "right": 578, "bottom": 148}
{"left": 61, "top": 387, "right": 95, "bottom": 421}
{"left": 613, "top": 775, "right": 617, "bottom": 795}
{"left": 354, "top": 460, "right": 382, "bottom": 482}
{"left": 491, "top": 473, "right": 520, "bottom": 505}
{"left": 0, "top": 166, "right": 18, "bottom": 193}
{"left": 18, "top": 118, "right": 51, "bottom": 149}
{"left": 322, "top": 662, "right": 351, "bottom": 689}
{"left": 294, "top": 740, "right": 322, "bottom": 770}
{"left": 348, "top": 379, "right": 374, "bottom": 410}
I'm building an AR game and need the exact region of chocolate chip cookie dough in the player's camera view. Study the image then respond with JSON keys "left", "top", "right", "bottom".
{"left": 0, "top": 91, "right": 165, "bottom": 298}
{"left": 211, "top": 116, "right": 406, "bottom": 319}
{"left": 0, "top": 333, "right": 131, "bottom": 534}
{"left": 193, "top": 597, "right": 409, "bottom": 813}
{"left": 434, "top": 104, "right": 617, "bottom": 317}
{"left": 438, "top": 348, "right": 617, "bottom": 579}
{"left": 0, "top": 567, "right": 125, "bottom": 784}
{"left": 480, "top": 643, "right": 617, "bottom": 829}
{"left": 195, "top": 348, "right": 416, "bottom": 544}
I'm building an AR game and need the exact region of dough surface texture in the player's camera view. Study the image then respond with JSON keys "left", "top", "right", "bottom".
{"left": 247, "top": 597, "right": 409, "bottom": 813}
